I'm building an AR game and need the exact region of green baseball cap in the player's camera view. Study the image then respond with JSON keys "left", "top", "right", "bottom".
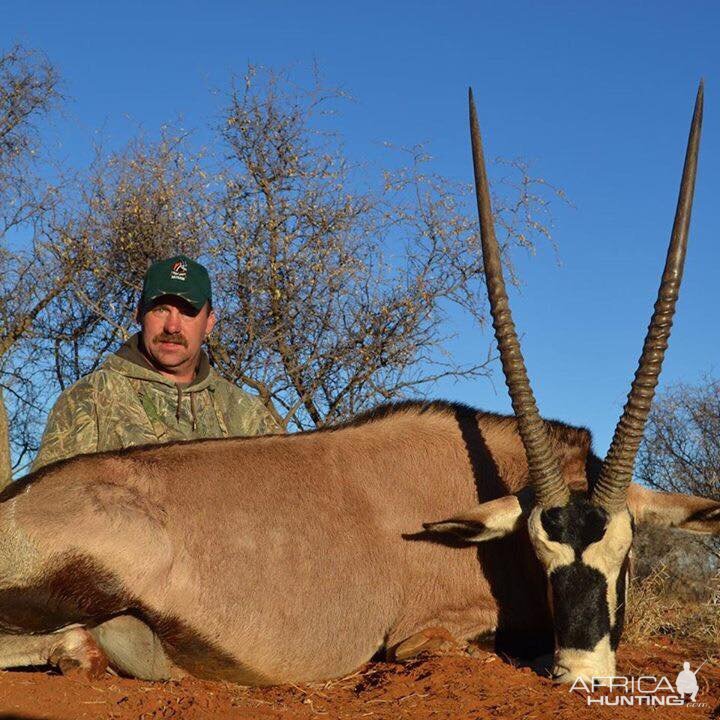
{"left": 140, "top": 255, "right": 212, "bottom": 312}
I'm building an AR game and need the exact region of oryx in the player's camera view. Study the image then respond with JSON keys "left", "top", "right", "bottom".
{"left": 0, "top": 83, "right": 715, "bottom": 686}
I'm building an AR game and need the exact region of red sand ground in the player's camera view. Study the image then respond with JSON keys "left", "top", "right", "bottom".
{"left": 0, "top": 639, "right": 716, "bottom": 720}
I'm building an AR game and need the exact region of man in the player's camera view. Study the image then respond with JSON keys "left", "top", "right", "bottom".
{"left": 33, "top": 255, "right": 279, "bottom": 471}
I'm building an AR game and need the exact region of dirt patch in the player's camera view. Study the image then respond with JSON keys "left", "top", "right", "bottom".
{"left": 0, "top": 640, "right": 715, "bottom": 720}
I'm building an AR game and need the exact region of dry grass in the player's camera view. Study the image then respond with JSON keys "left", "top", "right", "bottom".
{"left": 624, "top": 565, "right": 720, "bottom": 649}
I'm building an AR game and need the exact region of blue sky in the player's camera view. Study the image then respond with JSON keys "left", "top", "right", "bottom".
{"left": 5, "top": 1, "right": 719, "bottom": 457}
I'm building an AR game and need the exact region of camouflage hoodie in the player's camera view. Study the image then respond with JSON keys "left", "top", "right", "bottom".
{"left": 32, "top": 334, "right": 279, "bottom": 471}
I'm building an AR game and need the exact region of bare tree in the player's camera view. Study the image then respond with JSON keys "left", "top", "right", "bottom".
{"left": 0, "top": 45, "right": 61, "bottom": 235}
{"left": 634, "top": 376, "right": 720, "bottom": 599}
{"left": 208, "top": 67, "right": 567, "bottom": 430}
{"left": 0, "top": 45, "right": 65, "bottom": 482}
{"left": 637, "top": 376, "right": 720, "bottom": 500}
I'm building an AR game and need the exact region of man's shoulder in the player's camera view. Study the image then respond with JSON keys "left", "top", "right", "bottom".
{"left": 206, "top": 371, "right": 280, "bottom": 434}
{"left": 207, "top": 370, "right": 260, "bottom": 405}
{"left": 52, "top": 369, "right": 102, "bottom": 404}
{"left": 54, "top": 361, "right": 138, "bottom": 406}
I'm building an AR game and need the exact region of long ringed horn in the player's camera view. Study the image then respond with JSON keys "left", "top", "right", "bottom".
{"left": 592, "top": 82, "right": 704, "bottom": 514}
{"left": 469, "top": 88, "right": 569, "bottom": 508}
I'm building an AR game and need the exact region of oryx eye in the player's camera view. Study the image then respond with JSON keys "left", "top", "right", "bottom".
{"left": 540, "top": 507, "right": 564, "bottom": 534}
{"left": 580, "top": 507, "right": 608, "bottom": 545}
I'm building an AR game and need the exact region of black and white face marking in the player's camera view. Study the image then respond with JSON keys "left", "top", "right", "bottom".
{"left": 527, "top": 497, "right": 633, "bottom": 683}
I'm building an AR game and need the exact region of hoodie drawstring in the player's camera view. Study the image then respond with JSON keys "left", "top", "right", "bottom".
{"left": 190, "top": 392, "right": 198, "bottom": 432}
{"left": 175, "top": 386, "right": 198, "bottom": 431}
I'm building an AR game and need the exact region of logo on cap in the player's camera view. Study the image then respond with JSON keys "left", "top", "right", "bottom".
{"left": 170, "top": 259, "right": 188, "bottom": 281}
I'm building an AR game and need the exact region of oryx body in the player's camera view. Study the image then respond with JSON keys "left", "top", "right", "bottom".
{"left": 1, "top": 404, "right": 715, "bottom": 684}
{"left": 0, "top": 84, "right": 716, "bottom": 685}
{"left": 0, "top": 406, "right": 582, "bottom": 683}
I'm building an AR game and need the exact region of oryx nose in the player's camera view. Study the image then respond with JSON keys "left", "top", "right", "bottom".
{"left": 551, "top": 665, "right": 575, "bottom": 684}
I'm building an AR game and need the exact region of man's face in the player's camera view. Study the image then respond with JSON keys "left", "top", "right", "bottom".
{"left": 139, "top": 296, "right": 216, "bottom": 378}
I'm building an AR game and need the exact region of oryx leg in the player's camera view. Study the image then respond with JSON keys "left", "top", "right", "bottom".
{"left": 389, "top": 627, "right": 458, "bottom": 661}
{"left": 89, "top": 614, "right": 186, "bottom": 681}
{"left": 0, "top": 626, "right": 108, "bottom": 678}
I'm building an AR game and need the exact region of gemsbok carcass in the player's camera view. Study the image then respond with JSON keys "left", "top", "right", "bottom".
{"left": 0, "top": 84, "right": 715, "bottom": 686}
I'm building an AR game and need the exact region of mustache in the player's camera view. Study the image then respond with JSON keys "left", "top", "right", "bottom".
{"left": 153, "top": 333, "right": 188, "bottom": 348}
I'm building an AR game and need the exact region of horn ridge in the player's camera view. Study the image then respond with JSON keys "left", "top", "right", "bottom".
{"left": 592, "top": 82, "right": 704, "bottom": 513}
{"left": 469, "top": 88, "right": 570, "bottom": 508}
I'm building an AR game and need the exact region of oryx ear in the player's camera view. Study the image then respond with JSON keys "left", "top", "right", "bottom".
{"left": 423, "top": 495, "right": 525, "bottom": 542}
{"left": 627, "top": 484, "right": 720, "bottom": 535}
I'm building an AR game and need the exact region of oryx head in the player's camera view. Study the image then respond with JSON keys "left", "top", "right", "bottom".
{"left": 425, "top": 84, "right": 718, "bottom": 683}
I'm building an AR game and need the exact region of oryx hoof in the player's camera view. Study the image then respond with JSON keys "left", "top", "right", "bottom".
{"left": 50, "top": 628, "right": 109, "bottom": 680}
{"left": 390, "top": 627, "right": 457, "bottom": 662}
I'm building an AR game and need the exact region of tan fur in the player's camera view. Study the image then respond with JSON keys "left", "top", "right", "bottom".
{"left": 478, "top": 415, "right": 592, "bottom": 492}
{"left": 424, "top": 495, "right": 525, "bottom": 541}
{"left": 628, "top": 484, "right": 720, "bottom": 533}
